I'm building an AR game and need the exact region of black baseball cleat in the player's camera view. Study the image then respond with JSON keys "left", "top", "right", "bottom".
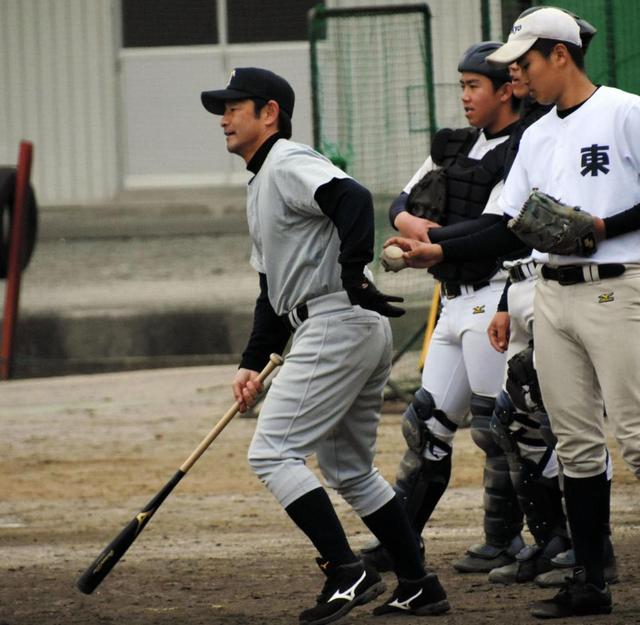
{"left": 372, "top": 573, "right": 450, "bottom": 616}
{"left": 534, "top": 548, "right": 619, "bottom": 588}
{"left": 361, "top": 536, "right": 426, "bottom": 573}
{"left": 530, "top": 568, "right": 612, "bottom": 619}
{"left": 299, "top": 558, "right": 386, "bottom": 625}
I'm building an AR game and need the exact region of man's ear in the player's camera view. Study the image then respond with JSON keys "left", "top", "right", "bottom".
{"left": 262, "top": 100, "right": 280, "bottom": 127}
{"left": 499, "top": 81, "right": 514, "bottom": 103}
{"left": 552, "top": 43, "right": 569, "bottom": 67}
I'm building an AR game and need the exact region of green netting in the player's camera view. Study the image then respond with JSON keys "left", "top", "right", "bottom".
{"left": 309, "top": 4, "right": 437, "bottom": 396}
{"left": 309, "top": 5, "right": 436, "bottom": 192}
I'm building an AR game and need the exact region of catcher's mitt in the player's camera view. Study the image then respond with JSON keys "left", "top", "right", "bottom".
{"left": 506, "top": 343, "right": 544, "bottom": 414}
{"left": 508, "top": 190, "right": 597, "bottom": 256}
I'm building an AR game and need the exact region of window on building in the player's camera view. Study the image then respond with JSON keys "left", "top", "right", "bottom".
{"left": 227, "top": 0, "right": 319, "bottom": 43}
{"left": 122, "top": 0, "right": 218, "bottom": 47}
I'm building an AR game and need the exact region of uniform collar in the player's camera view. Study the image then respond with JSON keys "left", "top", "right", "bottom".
{"left": 247, "top": 132, "right": 285, "bottom": 174}
{"left": 483, "top": 120, "right": 518, "bottom": 140}
{"left": 556, "top": 86, "right": 601, "bottom": 119}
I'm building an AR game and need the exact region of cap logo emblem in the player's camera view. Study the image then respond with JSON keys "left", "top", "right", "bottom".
{"left": 512, "top": 24, "right": 522, "bottom": 34}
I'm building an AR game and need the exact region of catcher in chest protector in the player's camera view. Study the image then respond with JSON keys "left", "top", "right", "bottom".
{"left": 363, "top": 40, "right": 531, "bottom": 577}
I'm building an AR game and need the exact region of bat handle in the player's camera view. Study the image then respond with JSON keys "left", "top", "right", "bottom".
{"left": 260, "top": 353, "right": 284, "bottom": 382}
{"left": 179, "top": 353, "right": 283, "bottom": 473}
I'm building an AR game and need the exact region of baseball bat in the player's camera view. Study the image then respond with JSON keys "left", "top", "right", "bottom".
{"left": 419, "top": 282, "right": 441, "bottom": 370}
{"left": 76, "top": 353, "right": 284, "bottom": 595}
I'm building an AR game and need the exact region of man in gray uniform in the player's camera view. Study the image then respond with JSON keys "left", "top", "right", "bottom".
{"left": 201, "top": 67, "right": 449, "bottom": 625}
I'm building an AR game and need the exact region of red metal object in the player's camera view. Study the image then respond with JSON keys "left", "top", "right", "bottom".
{"left": 1, "top": 141, "right": 34, "bottom": 380}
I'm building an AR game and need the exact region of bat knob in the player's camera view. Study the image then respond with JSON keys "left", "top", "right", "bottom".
{"left": 269, "top": 353, "right": 284, "bottom": 366}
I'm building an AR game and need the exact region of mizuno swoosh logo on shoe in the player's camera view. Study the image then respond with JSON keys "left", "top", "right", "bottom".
{"left": 328, "top": 570, "right": 367, "bottom": 602}
{"left": 388, "top": 588, "right": 423, "bottom": 610}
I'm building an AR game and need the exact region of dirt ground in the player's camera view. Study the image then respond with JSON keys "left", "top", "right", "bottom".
{"left": 1, "top": 365, "right": 638, "bottom": 625}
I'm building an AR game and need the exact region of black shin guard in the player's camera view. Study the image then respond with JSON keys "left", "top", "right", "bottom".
{"left": 471, "top": 394, "right": 523, "bottom": 547}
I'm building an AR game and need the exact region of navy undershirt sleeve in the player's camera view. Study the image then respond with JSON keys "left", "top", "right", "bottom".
{"left": 497, "top": 279, "right": 511, "bottom": 312}
{"left": 603, "top": 203, "right": 640, "bottom": 239}
{"left": 315, "top": 177, "right": 374, "bottom": 283}
{"left": 428, "top": 214, "right": 500, "bottom": 243}
{"left": 240, "top": 273, "right": 291, "bottom": 372}
{"left": 439, "top": 216, "right": 528, "bottom": 262}
{"left": 389, "top": 192, "right": 409, "bottom": 229}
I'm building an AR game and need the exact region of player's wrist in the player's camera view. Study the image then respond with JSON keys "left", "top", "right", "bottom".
{"left": 393, "top": 210, "right": 411, "bottom": 230}
{"left": 594, "top": 216, "right": 607, "bottom": 241}
{"left": 340, "top": 263, "right": 365, "bottom": 287}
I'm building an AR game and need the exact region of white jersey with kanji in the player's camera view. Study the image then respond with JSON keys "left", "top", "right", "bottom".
{"left": 500, "top": 86, "right": 640, "bottom": 265}
{"left": 246, "top": 139, "right": 350, "bottom": 315}
{"left": 403, "top": 129, "right": 509, "bottom": 217}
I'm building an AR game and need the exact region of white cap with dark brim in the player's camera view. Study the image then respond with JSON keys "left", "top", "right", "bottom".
{"left": 487, "top": 6, "right": 582, "bottom": 66}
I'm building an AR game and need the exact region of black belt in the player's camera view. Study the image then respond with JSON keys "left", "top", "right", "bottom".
{"left": 281, "top": 302, "right": 308, "bottom": 331}
{"left": 509, "top": 261, "right": 537, "bottom": 283}
{"left": 441, "top": 281, "right": 490, "bottom": 299}
{"left": 541, "top": 263, "right": 625, "bottom": 286}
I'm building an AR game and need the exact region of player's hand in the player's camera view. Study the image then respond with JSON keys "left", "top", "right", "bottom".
{"left": 232, "top": 368, "right": 264, "bottom": 413}
{"left": 393, "top": 212, "right": 440, "bottom": 242}
{"left": 384, "top": 237, "right": 444, "bottom": 268}
{"left": 487, "top": 312, "right": 510, "bottom": 353}
{"left": 344, "top": 276, "right": 405, "bottom": 318}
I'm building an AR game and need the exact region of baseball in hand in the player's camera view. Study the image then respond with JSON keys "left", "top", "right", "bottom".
{"left": 380, "top": 245, "right": 407, "bottom": 272}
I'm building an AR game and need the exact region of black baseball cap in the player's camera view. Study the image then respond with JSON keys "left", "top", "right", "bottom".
{"left": 201, "top": 67, "right": 295, "bottom": 118}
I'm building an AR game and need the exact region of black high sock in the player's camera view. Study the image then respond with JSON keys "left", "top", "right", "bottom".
{"left": 563, "top": 471, "right": 610, "bottom": 588}
{"left": 362, "top": 495, "right": 426, "bottom": 580}
{"left": 285, "top": 488, "right": 358, "bottom": 566}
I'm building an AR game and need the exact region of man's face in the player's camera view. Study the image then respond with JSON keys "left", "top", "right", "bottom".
{"left": 517, "top": 49, "right": 559, "bottom": 105}
{"left": 459, "top": 72, "right": 505, "bottom": 132}
{"left": 220, "top": 99, "right": 266, "bottom": 162}
{"left": 508, "top": 62, "right": 530, "bottom": 100}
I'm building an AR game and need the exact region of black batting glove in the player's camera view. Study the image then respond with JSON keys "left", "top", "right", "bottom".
{"left": 343, "top": 275, "right": 405, "bottom": 318}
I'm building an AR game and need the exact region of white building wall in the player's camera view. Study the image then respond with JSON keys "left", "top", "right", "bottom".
{"left": 0, "top": 0, "right": 120, "bottom": 205}
{"left": 120, "top": 42, "right": 313, "bottom": 189}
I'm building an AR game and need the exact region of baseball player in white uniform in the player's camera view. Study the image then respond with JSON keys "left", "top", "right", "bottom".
{"left": 364, "top": 42, "right": 528, "bottom": 576}
{"left": 201, "top": 67, "right": 449, "bottom": 625}
{"left": 485, "top": 7, "right": 640, "bottom": 618}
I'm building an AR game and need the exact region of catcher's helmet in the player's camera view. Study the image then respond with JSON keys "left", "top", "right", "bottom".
{"left": 458, "top": 41, "right": 511, "bottom": 84}
{"left": 517, "top": 6, "right": 597, "bottom": 53}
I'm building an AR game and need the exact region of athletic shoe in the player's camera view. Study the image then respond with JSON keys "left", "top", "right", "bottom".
{"left": 372, "top": 573, "right": 450, "bottom": 616}
{"left": 489, "top": 536, "right": 569, "bottom": 584}
{"left": 453, "top": 534, "right": 525, "bottom": 573}
{"left": 534, "top": 549, "right": 619, "bottom": 588}
{"left": 360, "top": 536, "right": 425, "bottom": 573}
{"left": 299, "top": 558, "right": 386, "bottom": 625}
{"left": 530, "top": 568, "right": 612, "bottom": 619}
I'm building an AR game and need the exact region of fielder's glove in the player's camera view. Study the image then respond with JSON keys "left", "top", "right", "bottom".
{"left": 344, "top": 276, "right": 405, "bottom": 318}
{"left": 508, "top": 190, "right": 598, "bottom": 256}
